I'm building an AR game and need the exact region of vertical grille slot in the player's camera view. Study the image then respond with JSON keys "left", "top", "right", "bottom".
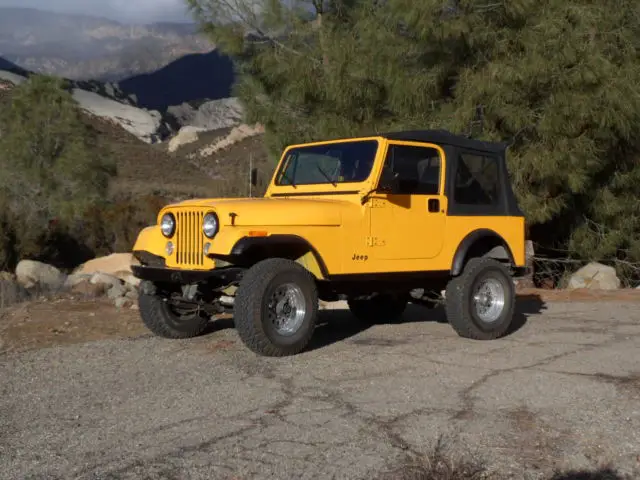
{"left": 175, "top": 210, "right": 204, "bottom": 267}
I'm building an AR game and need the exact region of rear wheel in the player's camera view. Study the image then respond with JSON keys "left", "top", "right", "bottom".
{"left": 234, "top": 258, "right": 318, "bottom": 357}
{"left": 445, "top": 257, "right": 515, "bottom": 340}
{"left": 348, "top": 292, "right": 408, "bottom": 324}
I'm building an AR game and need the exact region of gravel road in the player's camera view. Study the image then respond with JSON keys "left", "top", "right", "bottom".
{"left": 1, "top": 296, "right": 640, "bottom": 479}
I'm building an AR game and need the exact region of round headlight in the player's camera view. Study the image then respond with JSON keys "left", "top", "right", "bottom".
{"left": 202, "top": 212, "right": 218, "bottom": 238}
{"left": 160, "top": 213, "right": 175, "bottom": 238}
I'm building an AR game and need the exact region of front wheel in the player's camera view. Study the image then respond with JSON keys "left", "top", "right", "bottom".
{"left": 445, "top": 257, "right": 515, "bottom": 340}
{"left": 233, "top": 258, "right": 319, "bottom": 357}
{"left": 138, "top": 288, "right": 210, "bottom": 339}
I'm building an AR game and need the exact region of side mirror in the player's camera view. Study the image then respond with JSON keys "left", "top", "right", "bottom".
{"left": 250, "top": 167, "right": 258, "bottom": 187}
{"left": 377, "top": 168, "right": 399, "bottom": 193}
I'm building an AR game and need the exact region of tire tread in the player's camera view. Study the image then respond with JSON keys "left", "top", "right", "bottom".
{"left": 445, "top": 257, "right": 515, "bottom": 340}
{"left": 138, "top": 293, "right": 209, "bottom": 339}
{"left": 234, "top": 258, "right": 318, "bottom": 357}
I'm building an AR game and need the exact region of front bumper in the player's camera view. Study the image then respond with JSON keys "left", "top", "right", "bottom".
{"left": 131, "top": 264, "right": 243, "bottom": 286}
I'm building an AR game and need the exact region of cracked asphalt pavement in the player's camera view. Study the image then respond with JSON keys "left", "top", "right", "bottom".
{"left": 1, "top": 296, "right": 640, "bottom": 479}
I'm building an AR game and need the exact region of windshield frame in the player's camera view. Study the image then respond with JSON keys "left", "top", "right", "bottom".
{"left": 273, "top": 138, "right": 380, "bottom": 188}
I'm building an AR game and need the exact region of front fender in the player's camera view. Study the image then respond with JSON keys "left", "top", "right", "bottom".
{"left": 132, "top": 226, "right": 167, "bottom": 260}
{"left": 207, "top": 228, "right": 250, "bottom": 256}
{"left": 208, "top": 231, "right": 328, "bottom": 280}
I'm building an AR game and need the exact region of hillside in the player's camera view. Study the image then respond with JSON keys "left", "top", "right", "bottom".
{"left": 0, "top": 7, "right": 213, "bottom": 82}
{"left": 0, "top": 76, "right": 273, "bottom": 269}
{"left": 105, "top": 123, "right": 273, "bottom": 201}
{"left": 0, "top": 73, "right": 272, "bottom": 199}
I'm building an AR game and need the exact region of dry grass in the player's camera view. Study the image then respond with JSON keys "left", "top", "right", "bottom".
{"left": 375, "top": 436, "right": 636, "bottom": 480}
{"left": 547, "top": 467, "right": 636, "bottom": 480}
{"left": 376, "top": 437, "right": 489, "bottom": 480}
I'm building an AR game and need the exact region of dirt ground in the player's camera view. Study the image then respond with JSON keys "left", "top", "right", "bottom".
{"left": 1, "top": 288, "right": 639, "bottom": 355}
{"left": 1, "top": 289, "right": 640, "bottom": 480}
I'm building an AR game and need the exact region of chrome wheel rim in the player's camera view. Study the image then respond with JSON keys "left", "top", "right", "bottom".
{"left": 472, "top": 277, "right": 506, "bottom": 323}
{"left": 267, "top": 283, "right": 307, "bottom": 336}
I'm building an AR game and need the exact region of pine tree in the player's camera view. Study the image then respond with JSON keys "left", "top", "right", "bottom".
{"left": 0, "top": 75, "right": 117, "bottom": 267}
{"left": 188, "top": 0, "right": 640, "bottom": 268}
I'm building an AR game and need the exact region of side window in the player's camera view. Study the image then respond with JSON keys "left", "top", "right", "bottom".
{"left": 453, "top": 153, "right": 500, "bottom": 205}
{"left": 382, "top": 144, "right": 441, "bottom": 195}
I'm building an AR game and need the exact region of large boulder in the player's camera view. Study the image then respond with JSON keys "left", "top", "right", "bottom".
{"left": 567, "top": 262, "right": 621, "bottom": 290}
{"left": 71, "top": 88, "right": 165, "bottom": 143}
{"left": 75, "top": 253, "right": 139, "bottom": 278}
{"left": 167, "top": 97, "right": 244, "bottom": 131}
{"left": 191, "top": 98, "right": 244, "bottom": 130}
{"left": 15, "top": 260, "right": 67, "bottom": 291}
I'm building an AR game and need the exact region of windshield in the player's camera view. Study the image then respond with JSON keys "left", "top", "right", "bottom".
{"left": 275, "top": 139, "right": 378, "bottom": 186}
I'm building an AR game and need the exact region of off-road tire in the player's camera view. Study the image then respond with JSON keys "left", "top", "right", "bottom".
{"left": 348, "top": 293, "right": 408, "bottom": 324}
{"left": 234, "top": 258, "right": 319, "bottom": 357}
{"left": 138, "top": 291, "right": 209, "bottom": 339}
{"left": 445, "top": 257, "right": 515, "bottom": 340}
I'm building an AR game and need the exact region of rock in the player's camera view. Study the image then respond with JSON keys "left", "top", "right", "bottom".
{"left": 71, "top": 279, "right": 107, "bottom": 298}
{"left": 90, "top": 273, "right": 122, "bottom": 289}
{"left": 75, "top": 253, "right": 139, "bottom": 277}
{"left": 107, "top": 283, "right": 128, "bottom": 300}
{"left": 167, "top": 97, "right": 244, "bottom": 131}
{"left": 191, "top": 98, "right": 244, "bottom": 130}
{"left": 125, "top": 289, "right": 139, "bottom": 300}
{"left": 119, "top": 273, "right": 141, "bottom": 288}
{"left": 194, "top": 123, "right": 265, "bottom": 159}
{"left": 114, "top": 296, "right": 131, "bottom": 309}
{"left": 64, "top": 273, "right": 93, "bottom": 289}
{"left": 567, "top": 262, "right": 621, "bottom": 290}
{"left": 166, "top": 102, "right": 197, "bottom": 126}
{"left": 168, "top": 125, "right": 203, "bottom": 152}
{"left": 15, "top": 260, "right": 67, "bottom": 291}
{"left": 71, "top": 88, "right": 165, "bottom": 143}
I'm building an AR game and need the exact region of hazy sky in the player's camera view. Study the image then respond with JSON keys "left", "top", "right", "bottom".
{"left": 0, "top": 0, "right": 193, "bottom": 23}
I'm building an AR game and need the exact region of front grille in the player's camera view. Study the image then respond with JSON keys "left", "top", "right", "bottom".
{"left": 175, "top": 210, "right": 205, "bottom": 266}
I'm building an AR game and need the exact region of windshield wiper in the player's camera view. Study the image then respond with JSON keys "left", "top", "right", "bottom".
{"left": 281, "top": 171, "right": 297, "bottom": 188}
{"left": 316, "top": 165, "right": 337, "bottom": 186}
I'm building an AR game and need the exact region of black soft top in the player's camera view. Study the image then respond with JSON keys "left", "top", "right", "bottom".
{"left": 380, "top": 130, "right": 507, "bottom": 154}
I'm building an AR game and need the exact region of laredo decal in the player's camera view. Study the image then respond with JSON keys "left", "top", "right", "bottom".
{"left": 352, "top": 254, "right": 369, "bottom": 261}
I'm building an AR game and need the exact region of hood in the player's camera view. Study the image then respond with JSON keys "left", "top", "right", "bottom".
{"left": 171, "top": 196, "right": 353, "bottom": 227}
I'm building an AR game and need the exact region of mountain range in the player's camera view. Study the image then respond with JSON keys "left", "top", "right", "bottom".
{"left": 0, "top": 7, "right": 214, "bottom": 82}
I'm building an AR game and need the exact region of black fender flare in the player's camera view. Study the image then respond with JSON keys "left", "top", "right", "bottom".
{"left": 230, "top": 234, "right": 330, "bottom": 278}
{"left": 450, "top": 229, "right": 515, "bottom": 276}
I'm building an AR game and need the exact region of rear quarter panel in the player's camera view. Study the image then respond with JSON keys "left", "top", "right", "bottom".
{"left": 442, "top": 215, "right": 526, "bottom": 269}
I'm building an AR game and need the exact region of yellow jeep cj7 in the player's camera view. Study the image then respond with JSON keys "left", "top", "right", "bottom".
{"left": 131, "top": 130, "right": 528, "bottom": 356}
